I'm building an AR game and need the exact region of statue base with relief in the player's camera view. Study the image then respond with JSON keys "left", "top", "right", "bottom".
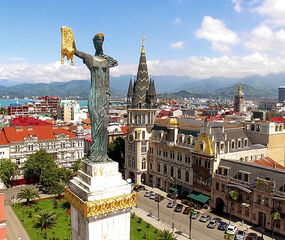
{"left": 65, "top": 160, "right": 136, "bottom": 240}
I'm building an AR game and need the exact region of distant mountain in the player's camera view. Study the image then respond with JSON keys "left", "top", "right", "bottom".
{"left": 159, "top": 84, "right": 276, "bottom": 100}
{"left": 0, "top": 72, "right": 284, "bottom": 99}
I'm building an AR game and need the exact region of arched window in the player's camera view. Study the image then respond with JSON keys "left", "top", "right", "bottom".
{"left": 164, "top": 164, "right": 167, "bottom": 174}
{"left": 171, "top": 166, "right": 174, "bottom": 177}
{"left": 157, "top": 162, "right": 160, "bottom": 172}
{"left": 178, "top": 168, "right": 181, "bottom": 179}
{"left": 142, "top": 158, "right": 147, "bottom": 170}
{"left": 185, "top": 171, "right": 189, "bottom": 182}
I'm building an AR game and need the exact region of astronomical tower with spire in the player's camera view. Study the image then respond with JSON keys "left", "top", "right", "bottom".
{"left": 125, "top": 37, "right": 157, "bottom": 184}
{"left": 234, "top": 83, "right": 244, "bottom": 113}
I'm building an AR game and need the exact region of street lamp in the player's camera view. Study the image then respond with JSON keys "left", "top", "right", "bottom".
{"left": 157, "top": 195, "right": 160, "bottom": 221}
{"left": 172, "top": 211, "right": 175, "bottom": 230}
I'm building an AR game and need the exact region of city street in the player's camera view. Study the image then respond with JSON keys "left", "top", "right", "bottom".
{"left": 137, "top": 191, "right": 225, "bottom": 240}
{"left": 137, "top": 188, "right": 279, "bottom": 240}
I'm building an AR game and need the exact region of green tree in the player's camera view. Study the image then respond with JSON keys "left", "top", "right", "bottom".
{"left": 39, "top": 170, "right": 59, "bottom": 193}
{"left": 52, "top": 183, "right": 65, "bottom": 199}
{"left": 72, "top": 158, "right": 82, "bottom": 173}
{"left": 24, "top": 149, "right": 56, "bottom": 181}
{"left": 0, "top": 107, "right": 7, "bottom": 115}
{"left": 224, "top": 233, "right": 234, "bottom": 240}
{"left": 271, "top": 211, "right": 281, "bottom": 239}
{"left": 17, "top": 187, "right": 40, "bottom": 206}
{"left": 0, "top": 159, "right": 18, "bottom": 186}
{"left": 157, "top": 230, "right": 177, "bottom": 240}
{"left": 56, "top": 168, "right": 72, "bottom": 185}
{"left": 35, "top": 210, "right": 57, "bottom": 231}
{"left": 107, "top": 137, "right": 125, "bottom": 169}
{"left": 228, "top": 190, "right": 238, "bottom": 223}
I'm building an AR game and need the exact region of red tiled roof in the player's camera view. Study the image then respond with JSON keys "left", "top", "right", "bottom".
{"left": 0, "top": 131, "right": 9, "bottom": 145}
{"left": 253, "top": 157, "right": 285, "bottom": 170}
{"left": 84, "top": 133, "right": 92, "bottom": 143}
{"left": 120, "top": 126, "right": 128, "bottom": 134}
{"left": 10, "top": 116, "right": 52, "bottom": 126}
{"left": 0, "top": 125, "right": 76, "bottom": 144}
{"left": 270, "top": 117, "right": 285, "bottom": 122}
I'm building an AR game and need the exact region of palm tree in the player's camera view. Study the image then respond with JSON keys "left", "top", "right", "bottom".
{"left": 17, "top": 187, "right": 40, "bottom": 206}
{"left": 35, "top": 211, "right": 57, "bottom": 230}
{"left": 157, "top": 230, "right": 177, "bottom": 240}
{"left": 271, "top": 211, "right": 281, "bottom": 240}
{"left": 228, "top": 190, "right": 238, "bottom": 223}
{"left": 52, "top": 183, "right": 65, "bottom": 199}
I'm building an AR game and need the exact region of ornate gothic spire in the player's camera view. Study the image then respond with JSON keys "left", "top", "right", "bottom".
{"left": 132, "top": 36, "right": 150, "bottom": 108}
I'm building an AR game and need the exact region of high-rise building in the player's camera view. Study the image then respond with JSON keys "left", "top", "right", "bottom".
{"left": 234, "top": 83, "right": 244, "bottom": 113}
{"left": 124, "top": 38, "right": 157, "bottom": 184}
{"left": 278, "top": 86, "right": 285, "bottom": 103}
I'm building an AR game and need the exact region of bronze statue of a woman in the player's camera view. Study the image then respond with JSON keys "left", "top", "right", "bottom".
{"left": 73, "top": 33, "right": 118, "bottom": 162}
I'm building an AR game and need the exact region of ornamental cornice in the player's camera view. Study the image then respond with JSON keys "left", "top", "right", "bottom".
{"left": 64, "top": 187, "right": 137, "bottom": 217}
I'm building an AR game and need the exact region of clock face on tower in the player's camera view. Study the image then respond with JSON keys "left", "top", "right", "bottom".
{"left": 128, "top": 133, "right": 134, "bottom": 143}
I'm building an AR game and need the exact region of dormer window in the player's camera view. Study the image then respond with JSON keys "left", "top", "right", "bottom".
{"left": 231, "top": 141, "right": 235, "bottom": 149}
{"left": 244, "top": 139, "right": 248, "bottom": 147}
{"left": 238, "top": 140, "right": 241, "bottom": 148}
{"left": 200, "top": 141, "right": 205, "bottom": 152}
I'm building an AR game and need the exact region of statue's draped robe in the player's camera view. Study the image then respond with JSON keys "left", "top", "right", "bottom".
{"left": 83, "top": 54, "right": 110, "bottom": 162}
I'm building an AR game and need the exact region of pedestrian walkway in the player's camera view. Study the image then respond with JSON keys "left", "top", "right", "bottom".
{"left": 5, "top": 205, "right": 30, "bottom": 240}
{"left": 132, "top": 207, "right": 192, "bottom": 240}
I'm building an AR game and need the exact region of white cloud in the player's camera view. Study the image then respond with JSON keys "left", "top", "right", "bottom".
{"left": 196, "top": 16, "right": 240, "bottom": 53}
{"left": 170, "top": 41, "right": 184, "bottom": 49}
{"left": 232, "top": 0, "right": 242, "bottom": 12}
{"left": 245, "top": 24, "right": 285, "bottom": 54}
{"left": 254, "top": 0, "right": 285, "bottom": 26}
{"left": 2, "top": 53, "right": 285, "bottom": 82}
{"left": 173, "top": 17, "right": 182, "bottom": 24}
{"left": 7, "top": 57, "right": 26, "bottom": 62}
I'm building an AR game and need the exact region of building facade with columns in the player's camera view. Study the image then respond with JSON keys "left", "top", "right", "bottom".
{"left": 124, "top": 39, "right": 157, "bottom": 184}
{"left": 145, "top": 118, "right": 267, "bottom": 198}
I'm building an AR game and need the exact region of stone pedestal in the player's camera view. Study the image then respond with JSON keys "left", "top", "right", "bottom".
{"left": 65, "top": 160, "right": 136, "bottom": 240}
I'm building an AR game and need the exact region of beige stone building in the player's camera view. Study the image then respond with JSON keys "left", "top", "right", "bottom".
{"left": 245, "top": 120, "right": 285, "bottom": 166}
{"left": 211, "top": 159, "right": 285, "bottom": 237}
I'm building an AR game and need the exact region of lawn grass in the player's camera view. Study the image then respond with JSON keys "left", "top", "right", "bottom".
{"left": 130, "top": 214, "right": 160, "bottom": 240}
{"left": 12, "top": 198, "right": 72, "bottom": 240}
{"left": 13, "top": 198, "right": 159, "bottom": 240}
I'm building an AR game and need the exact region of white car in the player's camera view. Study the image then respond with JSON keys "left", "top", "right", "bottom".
{"left": 149, "top": 192, "right": 156, "bottom": 200}
{"left": 226, "top": 224, "right": 238, "bottom": 235}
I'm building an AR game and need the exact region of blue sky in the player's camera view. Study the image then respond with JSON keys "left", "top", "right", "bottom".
{"left": 1, "top": 0, "right": 285, "bottom": 83}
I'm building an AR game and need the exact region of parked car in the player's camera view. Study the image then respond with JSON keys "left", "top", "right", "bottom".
{"left": 226, "top": 224, "right": 238, "bottom": 235}
{"left": 191, "top": 211, "right": 200, "bottom": 219}
{"left": 144, "top": 192, "right": 150, "bottom": 197}
{"left": 155, "top": 195, "right": 164, "bottom": 202}
{"left": 245, "top": 233, "right": 258, "bottom": 240}
{"left": 235, "top": 230, "right": 246, "bottom": 240}
{"left": 217, "top": 221, "right": 228, "bottom": 231}
{"left": 137, "top": 185, "right": 146, "bottom": 191}
{"left": 167, "top": 200, "right": 176, "bottom": 208}
{"left": 174, "top": 204, "right": 183, "bottom": 212}
{"left": 149, "top": 192, "right": 156, "bottom": 200}
{"left": 199, "top": 214, "right": 211, "bottom": 223}
{"left": 183, "top": 207, "right": 190, "bottom": 214}
{"left": 207, "top": 219, "right": 218, "bottom": 229}
{"left": 212, "top": 217, "right": 222, "bottom": 223}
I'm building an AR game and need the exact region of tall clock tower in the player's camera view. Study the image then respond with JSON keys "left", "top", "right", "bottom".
{"left": 125, "top": 37, "right": 157, "bottom": 184}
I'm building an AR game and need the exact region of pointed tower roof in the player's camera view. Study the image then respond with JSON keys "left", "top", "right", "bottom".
{"left": 151, "top": 78, "right": 157, "bottom": 96}
{"left": 127, "top": 77, "right": 133, "bottom": 98}
{"left": 132, "top": 36, "right": 150, "bottom": 108}
{"left": 237, "top": 83, "right": 242, "bottom": 92}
